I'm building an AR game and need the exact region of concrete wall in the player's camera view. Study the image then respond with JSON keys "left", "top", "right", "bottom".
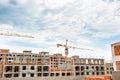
{"left": 0, "top": 62, "right": 2, "bottom": 78}
{"left": 112, "top": 71, "right": 120, "bottom": 80}
{"left": 105, "top": 63, "right": 113, "bottom": 75}
{"left": 111, "top": 42, "right": 120, "bottom": 71}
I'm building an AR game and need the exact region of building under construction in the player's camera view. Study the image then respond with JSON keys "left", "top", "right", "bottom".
{"left": 105, "top": 62, "right": 113, "bottom": 75}
{"left": 111, "top": 42, "right": 120, "bottom": 80}
{"left": 0, "top": 49, "right": 105, "bottom": 80}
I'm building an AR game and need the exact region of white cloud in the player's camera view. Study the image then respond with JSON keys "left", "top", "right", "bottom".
{"left": 44, "top": 0, "right": 76, "bottom": 9}
{"left": 0, "top": 24, "right": 13, "bottom": 30}
{"left": 1, "top": 0, "right": 120, "bottom": 61}
{"left": 25, "top": 0, "right": 120, "bottom": 45}
{"left": 17, "top": 0, "right": 28, "bottom": 5}
{"left": 0, "top": 0, "right": 9, "bottom": 5}
{"left": 32, "top": 0, "right": 120, "bottom": 39}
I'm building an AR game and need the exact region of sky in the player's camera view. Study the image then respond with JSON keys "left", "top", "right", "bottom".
{"left": 0, "top": 0, "right": 120, "bottom": 61}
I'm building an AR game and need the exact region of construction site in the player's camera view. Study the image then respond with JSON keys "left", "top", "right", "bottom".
{"left": 0, "top": 32, "right": 119, "bottom": 80}
{"left": 0, "top": 49, "right": 108, "bottom": 80}
{"left": 1, "top": 0, "right": 120, "bottom": 79}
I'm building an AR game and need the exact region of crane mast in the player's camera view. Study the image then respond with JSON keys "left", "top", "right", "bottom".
{"left": 65, "top": 40, "right": 69, "bottom": 63}
{"left": 57, "top": 40, "right": 93, "bottom": 63}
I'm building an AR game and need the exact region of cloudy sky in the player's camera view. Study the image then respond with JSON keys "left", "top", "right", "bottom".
{"left": 0, "top": 0, "right": 120, "bottom": 61}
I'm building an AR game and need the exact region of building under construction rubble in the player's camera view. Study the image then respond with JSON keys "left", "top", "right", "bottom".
{"left": 0, "top": 49, "right": 105, "bottom": 79}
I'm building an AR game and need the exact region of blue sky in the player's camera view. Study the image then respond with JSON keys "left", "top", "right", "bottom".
{"left": 0, "top": 0, "right": 120, "bottom": 61}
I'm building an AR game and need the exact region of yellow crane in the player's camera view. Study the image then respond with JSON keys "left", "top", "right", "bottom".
{"left": 57, "top": 40, "right": 93, "bottom": 63}
{"left": 0, "top": 32, "right": 34, "bottom": 38}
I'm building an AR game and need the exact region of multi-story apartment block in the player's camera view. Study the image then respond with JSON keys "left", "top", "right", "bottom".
{"left": 72, "top": 56, "right": 105, "bottom": 76}
{"left": 0, "top": 49, "right": 105, "bottom": 79}
{"left": 111, "top": 42, "right": 120, "bottom": 71}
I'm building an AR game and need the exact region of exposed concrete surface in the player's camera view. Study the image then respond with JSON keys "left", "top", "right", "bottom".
{"left": 112, "top": 71, "right": 120, "bottom": 80}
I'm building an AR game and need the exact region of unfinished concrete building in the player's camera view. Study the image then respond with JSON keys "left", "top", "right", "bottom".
{"left": 72, "top": 56, "right": 105, "bottom": 76}
{"left": 111, "top": 42, "right": 120, "bottom": 80}
{"left": 111, "top": 42, "right": 120, "bottom": 71}
{"left": 0, "top": 49, "right": 105, "bottom": 79}
{"left": 105, "top": 62, "right": 113, "bottom": 75}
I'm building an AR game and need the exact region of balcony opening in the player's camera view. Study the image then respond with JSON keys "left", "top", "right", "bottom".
{"left": 101, "top": 72, "right": 104, "bottom": 75}
{"left": 86, "top": 66, "right": 89, "bottom": 69}
{"left": 31, "top": 66, "right": 34, "bottom": 70}
{"left": 43, "top": 66, "right": 49, "bottom": 71}
{"left": 86, "top": 72, "right": 89, "bottom": 75}
{"left": 62, "top": 73, "right": 65, "bottom": 76}
{"left": 6, "top": 66, "right": 12, "bottom": 72}
{"left": 96, "top": 72, "right": 99, "bottom": 75}
{"left": 38, "top": 73, "right": 41, "bottom": 77}
{"left": 22, "top": 66, "right": 26, "bottom": 70}
{"left": 14, "top": 74, "right": 19, "bottom": 77}
{"left": 96, "top": 66, "right": 99, "bottom": 71}
{"left": 22, "top": 73, "right": 26, "bottom": 77}
{"left": 30, "top": 73, "right": 34, "bottom": 77}
{"left": 76, "top": 72, "right": 80, "bottom": 75}
{"left": 101, "top": 67, "right": 104, "bottom": 71}
{"left": 92, "top": 72, "right": 94, "bottom": 75}
{"left": 75, "top": 66, "right": 79, "bottom": 71}
{"left": 38, "top": 66, "right": 42, "bottom": 72}
{"left": 14, "top": 66, "right": 19, "bottom": 72}
{"left": 81, "top": 72, "right": 84, "bottom": 75}
{"left": 44, "top": 73, "right": 49, "bottom": 77}
{"left": 5, "top": 74, "right": 12, "bottom": 78}
{"left": 67, "top": 73, "right": 70, "bottom": 76}
{"left": 56, "top": 73, "right": 59, "bottom": 76}
{"left": 81, "top": 66, "right": 84, "bottom": 71}
{"left": 50, "top": 73, "right": 54, "bottom": 76}
{"left": 92, "top": 66, "right": 94, "bottom": 69}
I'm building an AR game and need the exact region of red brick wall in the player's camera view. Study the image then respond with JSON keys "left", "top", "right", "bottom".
{"left": 0, "top": 62, "right": 2, "bottom": 73}
{"left": 0, "top": 49, "right": 9, "bottom": 53}
{"left": 116, "top": 61, "right": 120, "bottom": 71}
{"left": 114, "top": 45, "right": 120, "bottom": 56}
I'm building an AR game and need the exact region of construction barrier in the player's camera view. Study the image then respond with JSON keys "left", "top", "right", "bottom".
{"left": 85, "top": 76, "right": 112, "bottom": 80}
{"left": 104, "top": 76, "right": 112, "bottom": 80}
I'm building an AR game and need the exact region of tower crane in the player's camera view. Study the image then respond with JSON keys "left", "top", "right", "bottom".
{"left": 57, "top": 40, "right": 93, "bottom": 63}
{"left": 0, "top": 32, "right": 34, "bottom": 38}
